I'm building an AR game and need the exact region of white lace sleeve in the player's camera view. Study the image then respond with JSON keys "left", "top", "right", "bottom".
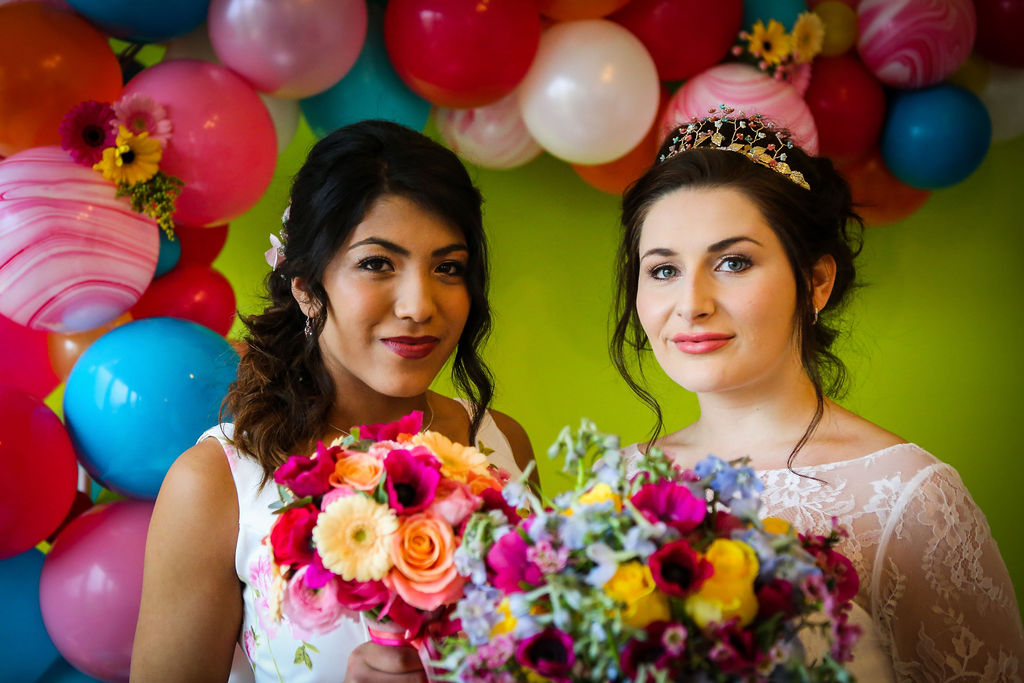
{"left": 874, "top": 463, "right": 1024, "bottom": 682}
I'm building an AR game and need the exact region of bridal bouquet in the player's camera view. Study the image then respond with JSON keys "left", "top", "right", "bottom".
{"left": 265, "top": 411, "right": 515, "bottom": 646}
{"left": 434, "top": 421, "right": 861, "bottom": 682}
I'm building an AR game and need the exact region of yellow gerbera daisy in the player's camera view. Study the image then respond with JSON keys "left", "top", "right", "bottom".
{"left": 747, "top": 19, "right": 792, "bottom": 66}
{"left": 312, "top": 494, "right": 398, "bottom": 582}
{"left": 411, "top": 430, "right": 489, "bottom": 482}
{"left": 93, "top": 125, "right": 161, "bottom": 186}
{"left": 791, "top": 12, "right": 825, "bottom": 63}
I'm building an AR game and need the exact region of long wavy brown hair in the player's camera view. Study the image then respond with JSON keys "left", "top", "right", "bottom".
{"left": 223, "top": 120, "right": 494, "bottom": 482}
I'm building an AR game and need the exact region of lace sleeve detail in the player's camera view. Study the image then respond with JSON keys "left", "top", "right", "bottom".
{"left": 874, "top": 463, "right": 1024, "bottom": 682}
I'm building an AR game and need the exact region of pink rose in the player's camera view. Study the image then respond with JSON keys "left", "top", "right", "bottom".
{"left": 321, "top": 485, "right": 356, "bottom": 509}
{"left": 426, "top": 479, "right": 482, "bottom": 528}
{"left": 336, "top": 577, "right": 389, "bottom": 611}
{"left": 281, "top": 567, "right": 348, "bottom": 639}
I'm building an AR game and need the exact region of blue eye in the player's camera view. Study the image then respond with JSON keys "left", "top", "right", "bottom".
{"left": 717, "top": 256, "right": 752, "bottom": 273}
{"left": 650, "top": 265, "right": 678, "bottom": 280}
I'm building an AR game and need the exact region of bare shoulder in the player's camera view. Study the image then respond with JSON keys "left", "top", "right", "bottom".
{"left": 823, "top": 403, "right": 908, "bottom": 458}
{"left": 487, "top": 408, "right": 535, "bottom": 471}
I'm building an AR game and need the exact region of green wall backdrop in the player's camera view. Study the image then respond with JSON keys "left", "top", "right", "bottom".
{"left": 215, "top": 120, "right": 1024, "bottom": 607}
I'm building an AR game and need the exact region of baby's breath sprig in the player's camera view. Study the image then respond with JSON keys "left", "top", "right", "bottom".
{"left": 115, "top": 170, "right": 184, "bottom": 240}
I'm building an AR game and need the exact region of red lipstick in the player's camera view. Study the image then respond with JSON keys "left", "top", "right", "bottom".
{"left": 671, "top": 333, "right": 732, "bottom": 354}
{"left": 381, "top": 336, "right": 439, "bottom": 359}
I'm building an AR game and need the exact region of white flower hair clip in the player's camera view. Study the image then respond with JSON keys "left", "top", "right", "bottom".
{"left": 264, "top": 203, "right": 291, "bottom": 270}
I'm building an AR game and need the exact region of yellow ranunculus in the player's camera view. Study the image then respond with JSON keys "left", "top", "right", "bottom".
{"left": 762, "top": 517, "right": 792, "bottom": 535}
{"left": 491, "top": 597, "right": 516, "bottom": 636}
{"left": 684, "top": 539, "right": 759, "bottom": 628}
{"left": 578, "top": 482, "right": 622, "bottom": 511}
{"left": 604, "top": 561, "right": 670, "bottom": 628}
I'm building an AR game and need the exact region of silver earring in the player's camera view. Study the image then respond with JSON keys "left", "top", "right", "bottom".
{"left": 304, "top": 315, "right": 313, "bottom": 339}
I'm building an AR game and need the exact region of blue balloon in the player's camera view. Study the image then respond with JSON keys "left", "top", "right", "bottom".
{"left": 37, "top": 658, "right": 104, "bottom": 683}
{"left": 66, "top": 0, "right": 209, "bottom": 43}
{"left": 0, "top": 550, "right": 60, "bottom": 681}
{"left": 155, "top": 229, "right": 181, "bottom": 278}
{"left": 63, "top": 318, "right": 239, "bottom": 499}
{"left": 301, "top": 3, "right": 430, "bottom": 137}
{"left": 882, "top": 85, "right": 992, "bottom": 190}
{"left": 742, "top": 0, "right": 807, "bottom": 31}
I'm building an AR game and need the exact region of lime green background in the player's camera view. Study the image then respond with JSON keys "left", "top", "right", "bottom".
{"left": 210, "top": 119, "right": 1024, "bottom": 604}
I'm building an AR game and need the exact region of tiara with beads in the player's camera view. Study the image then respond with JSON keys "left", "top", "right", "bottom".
{"left": 659, "top": 106, "right": 810, "bottom": 190}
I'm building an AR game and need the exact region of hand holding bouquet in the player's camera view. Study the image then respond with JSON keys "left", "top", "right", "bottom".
{"left": 435, "top": 420, "right": 861, "bottom": 682}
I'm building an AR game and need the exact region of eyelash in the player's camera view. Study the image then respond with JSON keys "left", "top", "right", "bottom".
{"left": 358, "top": 256, "right": 392, "bottom": 272}
{"left": 716, "top": 255, "right": 752, "bottom": 273}
{"left": 357, "top": 256, "right": 467, "bottom": 277}
{"left": 646, "top": 255, "right": 753, "bottom": 280}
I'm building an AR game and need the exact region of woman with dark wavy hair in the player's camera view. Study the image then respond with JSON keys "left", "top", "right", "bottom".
{"left": 132, "top": 120, "right": 533, "bottom": 683}
{"left": 612, "top": 110, "right": 1023, "bottom": 680}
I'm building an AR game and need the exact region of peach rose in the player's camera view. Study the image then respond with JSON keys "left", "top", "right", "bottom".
{"left": 330, "top": 451, "right": 384, "bottom": 492}
{"left": 388, "top": 512, "right": 465, "bottom": 610}
{"left": 466, "top": 470, "right": 503, "bottom": 496}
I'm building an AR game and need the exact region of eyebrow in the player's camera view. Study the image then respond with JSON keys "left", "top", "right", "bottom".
{"left": 639, "top": 236, "right": 763, "bottom": 260}
{"left": 347, "top": 237, "right": 468, "bottom": 257}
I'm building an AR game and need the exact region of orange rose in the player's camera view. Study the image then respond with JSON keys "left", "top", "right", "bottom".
{"left": 330, "top": 452, "right": 384, "bottom": 492}
{"left": 466, "top": 470, "right": 503, "bottom": 496}
{"left": 388, "top": 512, "right": 465, "bottom": 611}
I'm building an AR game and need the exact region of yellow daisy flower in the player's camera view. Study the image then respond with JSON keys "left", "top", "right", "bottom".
{"left": 411, "top": 430, "right": 489, "bottom": 482}
{"left": 791, "top": 12, "right": 825, "bottom": 63}
{"left": 93, "top": 125, "right": 161, "bottom": 186}
{"left": 312, "top": 494, "right": 398, "bottom": 582}
{"left": 747, "top": 19, "right": 792, "bottom": 66}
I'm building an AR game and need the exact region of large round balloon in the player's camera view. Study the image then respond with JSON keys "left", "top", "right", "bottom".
{"left": 857, "top": 0, "right": 976, "bottom": 89}
{"left": 63, "top": 318, "right": 239, "bottom": 498}
{"left": 842, "top": 149, "right": 931, "bottom": 226}
{"left": 743, "top": 0, "right": 807, "bottom": 30}
{"left": 175, "top": 222, "right": 230, "bottom": 265}
{"left": 661, "top": 63, "right": 819, "bottom": 155}
{"left": 208, "top": 0, "right": 367, "bottom": 99}
{"left": 0, "top": 551, "right": 61, "bottom": 680}
{"left": 122, "top": 60, "right": 277, "bottom": 227}
{"left": 40, "top": 501, "right": 153, "bottom": 682}
{"left": 881, "top": 84, "right": 991, "bottom": 189}
{"left": 37, "top": 657, "right": 104, "bottom": 683}
{"left": 435, "top": 93, "right": 542, "bottom": 170}
{"left": 0, "top": 147, "right": 159, "bottom": 332}
{"left": 131, "top": 264, "right": 237, "bottom": 336}
{"left": 804, "top": 55, "right": 886, "bottom": 166}
{"left": 155, "top": 228, "right": 182, "bottom": 278}
{"left": 302, "top": 3, "right": 430, "bottom": 135}
{"left": 611, "top": 0, "right": 743, "bottom": 81}
{"left": 0, "top": 313, "right": 60, "bottom": 398}
{"left": 814, "top": 0, "right": 858, "bottom": 57}
{"left": 979, "top": 63, "right": 1024, "bottom": 143}
{"left": 65, "top": 0, "right": 207, "bottom": 42}
{"left": 47, "top": 313, "right": 132, "bottom": 382}
{"left": 536, "top": 0, "right": 630, "bottom": 20}
{"left": 384, "top": 0, "right": 541, "bottom": 109}
{"left": 974, "top": 0, "right": 1024, "bottom": 68}
{"left": 0, "top": 385, "right": 78, "bottom": 560}
{"left": 519, "top": 20, "right": 660, "bottom": 165}
{"left": 0, "top": 3, "right": 122, "bottom": 156}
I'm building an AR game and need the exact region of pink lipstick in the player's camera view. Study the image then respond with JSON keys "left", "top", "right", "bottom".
{"left": 381, "top": 336, "right": 439, "bottom": 359}
{"left": 671, "top": 333, "right": 732, "bottom": 354}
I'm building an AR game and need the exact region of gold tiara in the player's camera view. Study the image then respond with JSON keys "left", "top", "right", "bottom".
{"left": 659, "top": 106, "right": 810, "bottom": 190}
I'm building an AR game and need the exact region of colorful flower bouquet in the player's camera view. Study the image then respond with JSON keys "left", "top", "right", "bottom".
{"left": 433, "top": 420, "right": 860, "bottom": 682}
{"left": 265, "top": 411, "right": 516, "bottom": 650}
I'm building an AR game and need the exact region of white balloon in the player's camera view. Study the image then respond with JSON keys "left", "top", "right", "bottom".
{"left": 518, "top": 20, "right": 659, "bottom": 165}
{"left": 435, "top": 93, "right": 542, "bottom": 170}
{"left": 979, "top": 64, "right": 1024, "bottom": 143}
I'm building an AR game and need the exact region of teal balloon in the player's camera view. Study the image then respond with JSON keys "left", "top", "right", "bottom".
{"left": 38, "top": 658, "right": 104, "bottom": 683}
{"left": 301, "top": 4, "right": 429, "bottom": 137}
{"left": 66, "top": 0, "right": 209, "bottom": 43}
{"left": 742, "top": 0, "right": 807, "bottom": 30}
{"left": 155, "top": 229, "right": 181, "bottom": 278}
{"left": 882, "top": 85, "right": 992, "bottom": 189}
{"left": 0, "top": 550, "right": 60, "bottom": 681}
{"left": 63, "top": 318, "right": 239, "bottom": 499}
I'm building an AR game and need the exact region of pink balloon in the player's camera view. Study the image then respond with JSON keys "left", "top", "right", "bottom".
{"left": 40, "top": 501, "right": 153, "bottom": 683}
{"left": 435, "top": 92, "right": 542, "bottom": 169}
{"left": 660, "top": 63, "right": 819, "bottom": 155}
{"left": 208, "top": 0, "right": 368, "bottom": 99}
{"left": 857, "top": 0, "right": 977, "bottom": 89}
{"left": 0, "top": 147, "right": 159, "bottom": 333}
{"left": 0, "top": 313, "right": 60, "bottom": 398}
{"left": 122, "top": 60, "right": 277, "bottom": 227}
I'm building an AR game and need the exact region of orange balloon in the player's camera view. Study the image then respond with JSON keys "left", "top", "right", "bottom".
{"left": 841, "top": 150, "right": 931, "bottom": 226}
{"left": 536, "top": 0, "right": 631, "bottom": 21}
{"left": 47, "top": 313, "right": 132, "bottom": 381}
{"left": 0, "top": 3, "right": 123, "bottom": 156}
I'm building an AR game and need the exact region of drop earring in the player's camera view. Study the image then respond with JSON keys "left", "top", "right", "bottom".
{"left": 304, "top": 315, "right": 313, "bottom": 339}
{"left": 812, "top": 308, "right": 819, "bottom": 325}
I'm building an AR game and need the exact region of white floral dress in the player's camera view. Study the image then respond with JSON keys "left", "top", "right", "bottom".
{"left": 626, "top": 443, "right": 1024, "bottom": 682}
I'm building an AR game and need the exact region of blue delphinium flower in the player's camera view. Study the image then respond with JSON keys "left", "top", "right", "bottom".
{"left": 456, "top": 585, "right": 502, "bottom": 645}
{"left": 585, "top": 542, "right": 618, "bottom": 587}
{"left": 502, "top": 479, "right": 529, "bottom": 508}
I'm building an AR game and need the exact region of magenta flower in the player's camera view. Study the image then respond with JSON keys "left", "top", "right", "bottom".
{"left": 274, "top": 441, "right": 339, "bottom": 498}
{"left": 59, "top": 100, "right": 116, "bottom": 166}
{"left": 358, "top": 410, "right": 423, "bottom": 441}
{"left": 301, "top": 551, "right": 335, "bottom": 589}
{"left": 378, "top": 590, "right": 425, "bottom": 638}
{"left": 487, "top": 525, "right": 543, "bottom": 593}
{"left": 111, "top": 93, "right": 172, "bottom": 147}
{"left": 631, "top": 481, "right": 706, "bottom": 533}
{"left": 384, "top": 448, "right": 440, "bottom": 514}
{"left": 707, "top": 622, "right": 766, "bottom": 677}
{"left": 516, "top": 627, "right": 575, "bottom": 683}
{"left": 620, "top": 621, "right": 676, "bottom": 680}
{"left": 756, "top": 577, "right": 797, "bottom": 619}
{"left": 480, "top": 486, "right": 520, "bottom": 526}
{"left": 648, "top": 539, "right": 713, "bottom": 598}
{"left": 335, "top": 576, "right": 389, "bottom": 611}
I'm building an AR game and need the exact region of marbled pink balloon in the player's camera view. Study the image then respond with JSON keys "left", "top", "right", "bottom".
{"left": 660, "top": 63, "right": 819, "bottom": 155}
{"left": 0, "top": 147, "right": 158, "bottom": 333}
{"left": 435, "top": 93, "right": 542, "bottom": 170}
{"left": 858, "top": 0, "right": 976, "bottom": 89}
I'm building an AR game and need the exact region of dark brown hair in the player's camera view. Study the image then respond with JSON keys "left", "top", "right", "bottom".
{"left": 224, "top": 120, "right": 493, "bottom": 480}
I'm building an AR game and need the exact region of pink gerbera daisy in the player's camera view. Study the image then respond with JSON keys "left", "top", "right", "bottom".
{"left": 111, "top": 93, "right": 173, "bottom": 147}
{"left": 59, "top": 100, "right": 116, "bottom": 166}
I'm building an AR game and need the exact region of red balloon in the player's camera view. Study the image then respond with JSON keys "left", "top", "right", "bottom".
{"left": 131, "top": 264, "right": 237, "bottom": 336}
{"left": 974, "top": 0, "right": 1024, "bottom": 68}
{"left": 611, "top": 0, "right": 743, "bottom": 81}
{"left": 0, "top": 384, "right": 78, "bottom": 560}
{"left": 384, "top": 0, "right": 541, "bottom": 108}
{"left": 175, "top": 223, "right": 229, "bottom": 265}
{"left": 537, "top": 0, "right": 631, "bottom": 20}
{"left": 804, "top": 55, "right": 887, "bottom": 167}
{"left": 841, "top": 150, "right": 931, "bottom": 226}
{"left": 0, "top": 314, "right": 60, "bottom": 399}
